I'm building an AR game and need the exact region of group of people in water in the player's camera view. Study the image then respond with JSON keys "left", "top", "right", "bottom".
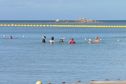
{"left": 41, "top": 35, "right": 101, "bottom": 44}
{"left": 42, "top": 35, "right": 68, "bottom": 44}
{"left": 1, "top": 34, "right": 101, "bottom": 44}
{"left": 1, "top": 35, "right": 14, "bottom": 39}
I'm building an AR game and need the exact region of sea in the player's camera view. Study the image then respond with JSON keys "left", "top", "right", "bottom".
{"left": 0, "top": 20, "right": 126, "bottom": 84}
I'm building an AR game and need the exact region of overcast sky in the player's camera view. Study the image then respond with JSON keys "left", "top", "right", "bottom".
{"left": 0, "top": 0, "right": 125, "bottom": 20}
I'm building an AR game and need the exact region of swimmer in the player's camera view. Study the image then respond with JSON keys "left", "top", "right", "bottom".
{"left": 69, "top": 38, "right": 76, "bottom": 44}
{"left": 59, "top": 37, "right": 65, "bottom": 43}
{"left": 88, "top": 36, "right": 100, "bottom": 44}
{"left": 10, "top": 35, "right": 13, "bottom": 39}
{"left": 49, "top": 36, "right": 55, "bottom": 44}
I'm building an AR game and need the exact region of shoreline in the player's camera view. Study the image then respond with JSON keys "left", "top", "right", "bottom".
{"left": 90, "top": 80, "right": 126, "bottom": 84}
{"left": 36, "top": 80, "right": 126, "bottom": 84}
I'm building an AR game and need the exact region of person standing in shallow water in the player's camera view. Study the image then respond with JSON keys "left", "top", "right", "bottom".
{"left": 59, "top": 37, "right": 65, "bottom": 43}
{"left": 42, "top": 35, "right": 46, "bottom": 43}
{"left": 88, "top": 36, "right": 100, "bottom": 44}
{"left": 69, "top": 38, "right": 76, "bottom": 44}
{"left": 51, "top": 36, "right": 54, "bottom": 40}
{"left": 10, "top": 36, "right": 13, "bottom": 39}
{"left": 49, "top": 36, "right": 55, "bottom": 44}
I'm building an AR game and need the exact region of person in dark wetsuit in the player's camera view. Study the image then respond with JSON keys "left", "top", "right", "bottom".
{"left": 10, "top": 35, "right": 13, "bottom": 39}
{"left": 59, "top": 38, "right": 64, "bottom": 43}
{"left": 51, "top": 36, "right": 54, "bottom": 40}
{"left": 42, "top": 35, "right": 46, "bottom": 43}
{"left": 59, "top": 37, "right": 65, "bottom": 43}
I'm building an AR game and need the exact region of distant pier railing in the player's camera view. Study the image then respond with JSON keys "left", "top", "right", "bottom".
{"left": 0, "top": 24, "right": 126, "bottom": 28}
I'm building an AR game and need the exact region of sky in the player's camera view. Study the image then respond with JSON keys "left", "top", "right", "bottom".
{"left": 0, "top": 0, "right": 125, "bottom": 20}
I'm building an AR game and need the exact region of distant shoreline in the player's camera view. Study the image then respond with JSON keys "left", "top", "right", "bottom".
{"left": 0, "top": 20, "right": 126, "bottom": 22}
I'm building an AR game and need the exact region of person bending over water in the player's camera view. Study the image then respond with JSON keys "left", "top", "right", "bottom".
{"left": 42, "top": 35, "right": 46, "bottom": 43}
{"left": 69, "top": 38, "right": 76, "bottom": 44}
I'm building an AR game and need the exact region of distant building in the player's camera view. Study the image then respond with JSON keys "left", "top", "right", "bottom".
{"left": 78, "top": 18, "right": 96, "bottom": 23}
{"left": 56, "top": 19, "right": 60, "bottom": 22}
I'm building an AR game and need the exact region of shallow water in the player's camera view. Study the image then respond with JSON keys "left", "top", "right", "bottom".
{"left": 0, "top": 27, "right": 126, "bottom": 84}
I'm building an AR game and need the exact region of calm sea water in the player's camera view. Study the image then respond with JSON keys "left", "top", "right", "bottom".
{"left": 0, "top": 21, "right": 126, "bottom": 84}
